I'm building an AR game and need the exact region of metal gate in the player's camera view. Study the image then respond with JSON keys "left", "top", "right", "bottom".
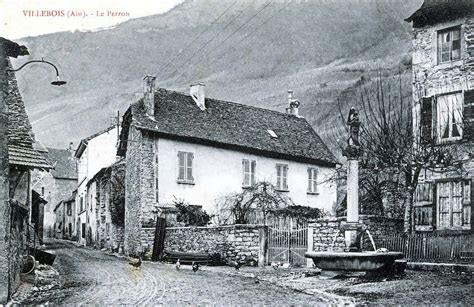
{"left": 268, "top": 223, "right": 308, "bottom": 266}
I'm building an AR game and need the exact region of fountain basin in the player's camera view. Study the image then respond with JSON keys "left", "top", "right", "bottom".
{"left": 305, "top": 251, "right": 404, "bottom": 271}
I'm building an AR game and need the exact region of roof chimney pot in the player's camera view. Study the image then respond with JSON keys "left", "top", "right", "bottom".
{"left": 143, "top": 75, "right": 156, "bottom": 117}
{"left": 286, "top": 89, "right": 301, "bottom": 117}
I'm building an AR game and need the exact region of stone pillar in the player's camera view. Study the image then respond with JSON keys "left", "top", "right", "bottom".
{"left": 258, "top": 226, "right": 267, "bottom": 267}
{"left": 0, "top": 43, "right": 10, "bottom": 304}
{"left": 306, "top": 226, "right": 314, "bottom": 267}
{"left": 345, "top": 158, "right": 360, "bottom": 251}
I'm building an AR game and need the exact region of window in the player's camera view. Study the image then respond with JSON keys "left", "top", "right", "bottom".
{"left": 80, "top": 196, "right": 84, "bottom": 212}
{"left": 437, "top": 180, "right": 471, "bottom": 229}
{"left": 66, "top": 203, "right": 72, "bottom": 216}
{"left": 307, "top": 168, "right": 318, "bottom": 194}
{"left": 81, "top": 223, "right": 86, "bottom": 238}
{"left": 438, "top": 27, "right": 461, "bottom": 64}
{"left": 267, "top": 129, "right": 278, "bottom": 138}
{"left": 41, "top": 187, "right": 44, "bottom": 196}
{"left": 68, "top": 223, "right": 72, "bottom": 236}
{"left": 177, "top": 151, "right": 194, "bottom": 183}
{"left": 437, "top": 92, "right": 463, "bottom": 142}
{"left": 276, "top": 164, "right": 288, "bottom": 191}
{"left": 414, "top": 182, "right": 434, "bottom": 228}
{"left": 242, "top": 159, "right": 256, "bottom": 187}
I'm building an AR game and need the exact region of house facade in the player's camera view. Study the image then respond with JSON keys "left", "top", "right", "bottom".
{"left": 406, "top": 0, "right": 473, "bottom": 231}
{"left": 0, "top": 38, "right": 52, "bottom": 302}
{"left": 32, "top": 146, "right": 77, "bottom": 238}
{"left": 87, "top": 161, "right": 125, "bottom": 251}
{"left": 53, "top": 191, "right": 76, "bottom": 240}
{"left": 118, "top": 77, "right": 338, "bottom": 256}
{"left": 75, "top": 125, "right": 119, "bottom": 246}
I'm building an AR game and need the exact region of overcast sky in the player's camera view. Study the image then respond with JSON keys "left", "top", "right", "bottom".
{"left": 0, "top": 0, "right": 184, "bottom": 39}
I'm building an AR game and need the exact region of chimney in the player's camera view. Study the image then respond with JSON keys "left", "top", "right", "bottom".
{"left": 67, "top": 142, "right": 74, "bottom": 156}
{"left": 143, "top": 75, "right": 156, "bottom": 117}
{"left": 190, "top": 83, "right": 206, "bottom": 111}
{"left": 285, "top": 89, "right": 300, "bottom": 116}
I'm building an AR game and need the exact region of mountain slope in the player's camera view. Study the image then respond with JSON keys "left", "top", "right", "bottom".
{"left": 12, "top": 0, "right": 421, "bottom": 155}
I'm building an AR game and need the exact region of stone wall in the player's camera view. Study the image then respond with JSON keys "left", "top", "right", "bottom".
{"left": 125, "top": 128, "right": 160, "bottom": 256}
{"left": 309, "top": 215, "right": 404, "bottom": 252}
{"left": 412, "top": 15, "right": 474, "bottom": 98}
{"left": 141, "top": 224, "right": 265, "bottom": 264}
{"left": 124, "top": 126, "right": 143, "bottom": 255}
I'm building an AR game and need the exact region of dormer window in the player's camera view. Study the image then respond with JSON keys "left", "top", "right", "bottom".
{"left": 438, "top": 26, "right": 461, "bottom": 64}
{"left": 267, "top": 129, "right": 278, "bottom": 138}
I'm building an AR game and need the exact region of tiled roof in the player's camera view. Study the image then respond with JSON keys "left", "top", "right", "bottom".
{"left": 9, "top": 145, "right": 52, "bottom": 169}
{"left": 6, "top": 68, "right": 33, "bottom": 148}
{"left": 5, "top": 62, "right": 52, "bottom": 170}
{"left": 120, "top": 88, "right": 337, "bottom": 166}
{"left": 43, "top": 148, "right": 77, "bottom": 179}
{"left": 405, "top": 0, "right": 473, "bottom": 27}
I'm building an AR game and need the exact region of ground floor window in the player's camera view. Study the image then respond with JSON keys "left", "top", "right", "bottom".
{"left": 81, "top": 223, "right": 86, "bottom": 238}
{"left": 437, "top": 180, "right": 471, "bottom": 229}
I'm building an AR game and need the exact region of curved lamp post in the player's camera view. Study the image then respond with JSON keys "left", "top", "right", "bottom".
{"left": 7, "top": 58, "right": 66, "bottom": 86}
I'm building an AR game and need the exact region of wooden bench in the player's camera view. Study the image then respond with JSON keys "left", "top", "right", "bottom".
{"left": 163, "top": 250, "right": 222, "bottom": 266}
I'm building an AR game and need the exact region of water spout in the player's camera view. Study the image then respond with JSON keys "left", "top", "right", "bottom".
{"left": 364, "top": 229, "right": 377, "bottom": 251}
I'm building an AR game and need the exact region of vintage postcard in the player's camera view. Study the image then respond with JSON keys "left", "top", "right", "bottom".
{"left": 0, "top": 0, "right": 472, "bottom": 305}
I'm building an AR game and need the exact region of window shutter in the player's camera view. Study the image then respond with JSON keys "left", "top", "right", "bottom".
{"left": 307, "top": 168, "right": 312, "bottom": 192}
{"left": 242, "top": 159, "right": 247, "bottom": 186}
{"left": 420, "top": 97, "right": 434, "bottom": 143}
{"left": 187, "top": 153, "right": 194, "bottom": 181}
{"left": 178, "top": 152, "right": 185, "bottom": 180}
{"left": 251, "top": 160, "right": 256, "bottom": 185}
{"left": 463, "top": 90, "right": 474, "bottom": 141}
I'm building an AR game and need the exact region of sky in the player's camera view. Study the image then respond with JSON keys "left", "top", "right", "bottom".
{"left": 0, "top": 0, "right": 184, "bottom": 39}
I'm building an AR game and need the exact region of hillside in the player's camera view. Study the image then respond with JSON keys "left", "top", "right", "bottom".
{"left": 11, "top": 0, "right": 421, "bottom": 157}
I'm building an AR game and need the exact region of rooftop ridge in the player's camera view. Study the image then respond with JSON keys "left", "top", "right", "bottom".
{"left": 155, "top": 87, "right": 302, "bottom": 119}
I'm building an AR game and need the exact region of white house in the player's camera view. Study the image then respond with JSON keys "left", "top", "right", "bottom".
{"left": 75, "top": 125, "right": 119, "bottom": 245}
{"left": 118, "top": 76, "right": 339, "bottom": 255}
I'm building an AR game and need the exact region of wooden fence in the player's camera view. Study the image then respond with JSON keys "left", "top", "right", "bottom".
{"left": 375, "top": 233, "right": 474, "bottom": 264}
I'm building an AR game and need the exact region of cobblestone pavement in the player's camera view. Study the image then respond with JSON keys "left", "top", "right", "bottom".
{"left": 17, "top": 239, "right": 323, "bottom": 305}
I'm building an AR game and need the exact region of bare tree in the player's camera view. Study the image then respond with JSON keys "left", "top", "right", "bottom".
{"left": 219, "top": 181, "right": 294, "bottom": 224}
{"left": 335, "top": 70, "right": 469, "bottom": 232}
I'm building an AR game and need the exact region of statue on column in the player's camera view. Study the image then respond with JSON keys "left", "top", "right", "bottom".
{"left": 342, "top": 107, "right": 361, "bottom": 159}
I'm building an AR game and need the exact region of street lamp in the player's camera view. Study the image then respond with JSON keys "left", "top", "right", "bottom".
{"left": 7, "top": 58, "right": 67, "bottom": 86}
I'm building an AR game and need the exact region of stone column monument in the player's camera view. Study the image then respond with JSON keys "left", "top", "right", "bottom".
{"left": 342, "top": 107, "right": 362, "bottom": 251}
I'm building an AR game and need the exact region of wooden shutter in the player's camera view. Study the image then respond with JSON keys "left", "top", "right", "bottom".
{"left": 463, "top": 90, "right": 474, "bottom": 141}
{"left": 177, "top": 152, "right": 185, "bottom": 181}
{"left": 187, "top": 153, "right": 194, "bottom": 181}
{"left": 250, "top": 160, "right": 256, "bottom": 185}
{"left": 420, "top": 97, "right": 434, "bottom": 143}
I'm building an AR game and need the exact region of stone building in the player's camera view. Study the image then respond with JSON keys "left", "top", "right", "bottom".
{"left": 117, "top": 77, "right": 338, "bottom": 256}
{"left": 74, "top": 125, "right": 119, "bottom": 246}
{"left": 87, "top": 161, "right": 125, "bottom": 251}
{"left": 32, "top": 146, "right": 77, "bottom": 238}
{"left": 0, "top": 38, "right": 52, "bottom": 302}
{"left": 406, "top": 0, "right": 473, "bottom": 231}
{"left": 53, "top": 190, "right": 76, "bottom": 240}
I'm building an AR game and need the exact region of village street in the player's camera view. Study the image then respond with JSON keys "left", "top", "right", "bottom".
{"left": 14, "top": 239, "right": 324, "bottom": 305}
{"left": 12, "top": 239, "right": 473, "bottom": 306}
